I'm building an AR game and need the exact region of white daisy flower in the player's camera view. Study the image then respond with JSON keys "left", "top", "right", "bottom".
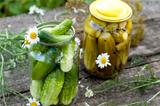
{"left": 75, "top": 37, "right": 80, "bottom": 46}
{"left": 96, "top": 53, "right": 111, "bottom": 69}
{"left": 26, "top": 98, "right": 40, "bottom": 106}
{"left": 29, "top": 5, "right": 45, "bottom": 16}
{"left": 22, "top": 39, "right": 32, "bottom": 49}
{"left": 85, "top": 87, "right": 94, "bottom": 98}
{"left": 79, "top": 48, "right": 83, "bottom": 59}
{"left": 36, "top": 9, "right": 45, "bottom": 16}
{"left": 26, "top": 27, "right": 39, "bottom": 44}
{"left": 29, "top": 5, "right": 37, "bottom": 14}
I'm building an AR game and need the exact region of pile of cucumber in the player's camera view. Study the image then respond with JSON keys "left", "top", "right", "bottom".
{"left": 29, "top": 19, "right": 79, "bottom": 106}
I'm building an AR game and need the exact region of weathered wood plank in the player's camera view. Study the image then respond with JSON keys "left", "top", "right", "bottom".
{"left": 1, "top": 54, "right": 160, "bottom": 98}
{"left": 1, "top": 60, "right": 160, "bottom": 106}
{"left": 75, "top": 60, "right": 160, "bottom": 106}
{"left": 0, "top": 0, "right": 159, "bottom": 57}
{"left": 141, "top": 0, "right": 160, "bottom": 20}
{"left": 129, "top": 18, "right": 160, "bottom": 57}
{"left": 0, "top": 92, "right": 30, "bottom": 106}
{"left": 0, "top": 0, "right": 160, "bottom": 32}
{"left": 0, "top": 0, "right": 160, "bottom": 106}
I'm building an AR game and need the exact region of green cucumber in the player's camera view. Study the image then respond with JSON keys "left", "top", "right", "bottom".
{"left": 31, "top": 48, "right": 59, "bottom": 80}
{"left": 59, "top": 63, "right": 78, "bottom": 105}
{"left": 38, "top": 30, "right": 72, "bottom": 43}
{"left": 29, "top": 56, "right": 37, "bottom": 69}
{"left": 40, "top": 68, "right": 64, "bottom": 106}
{"left": 60, "top": 41, "right": 76, "bottom": 72}
{"left": 38, "top": 31, "right": 54, "bottom": 43}
{"left": 30, "top": 80, "right": 43, "bottom": 100}
{"left": 32, "top": 61, "right": 54, "bottom": 80}
{"left": 42, "top": 19, "right": 72, "bottom": 35}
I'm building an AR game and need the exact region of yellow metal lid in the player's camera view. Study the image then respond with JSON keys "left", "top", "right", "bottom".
{"left": 89, "top": 0, "right": 133, "bottom": 22}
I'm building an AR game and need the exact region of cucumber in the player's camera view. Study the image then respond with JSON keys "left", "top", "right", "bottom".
{"left": 38, "top": 30, "right": 72, "bottom": 43}
{"left": 40, "top": 68, "right": 64, "bottom": 106}
{"left": 29, "top": 56, "right": 37, "bottom": 69}
{"left": 32, "top": 61, "right": 54, "bottom": 80}
{"left": 30, "top": 80, "right": 43, "bottom": 100}
{"left": 60, "top": 41, "right": 76, "bottom": 72}
{"left": 31, "top": 48, "right": 59, "bottom": 80}
{"left": 59, "top": 63, "right": 78, "bottom": 105}
{"left": 42, "top": 19, "right": 72, "bottom": 35}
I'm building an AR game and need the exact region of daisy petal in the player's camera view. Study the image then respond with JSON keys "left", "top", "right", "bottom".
{"left": 95, "top": 53, "right": 111, "bottom": 69}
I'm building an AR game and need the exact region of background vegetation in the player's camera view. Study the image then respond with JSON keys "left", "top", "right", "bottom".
{"left": 0, "top": 0, "right": 66, "bottom": 17}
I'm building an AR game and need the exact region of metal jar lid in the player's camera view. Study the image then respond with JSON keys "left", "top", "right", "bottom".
{"left": 89, "top": 0, "right": 133, "bottom": 22}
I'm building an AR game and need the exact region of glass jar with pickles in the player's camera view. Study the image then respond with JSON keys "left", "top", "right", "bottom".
{"left": 83, "top": 0, "right": 133, "bottom": 79}
{"left": 23, "top": 19, "right": 79, "bottom": 106}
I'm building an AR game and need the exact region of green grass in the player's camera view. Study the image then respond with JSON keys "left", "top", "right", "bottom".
{"left": 0, "top": 30, "right": 28, "bottom": 105}
{"left": 93, "top": 64, "right": 160, "bottom": 106}
{"left": 0, "top": 0, "right": 66, "bottom": 17}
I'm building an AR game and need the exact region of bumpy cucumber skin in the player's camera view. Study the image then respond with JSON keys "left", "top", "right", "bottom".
{"left": 32, "top": 61, "right": 54, "bottom": 80}
{"left": 60, "top": 41, "right": 75, "bottom": 72}
{"left": 84, "top": 34, "right": 98, "bottom": 71}
{"left": 30, "top": 80, "right": 43, "bottom": 100}
{"left": 31, "top": 48, "right": 59, "bottom": 80}
{"left": 59, "top": 63, "right": 78, "bottom": 105}
{"left": 39, "top": 31, "right": 72, "bottom": 43}
{"left": 40, "top": 68, "right": 64, "bottom": 106}
{"left": 43, "top": 19, "right": 72, "bottom": 35}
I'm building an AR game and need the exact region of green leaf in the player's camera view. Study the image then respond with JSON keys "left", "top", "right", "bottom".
{"left": 8, "top": 2, "right": 22, "bottom": 15}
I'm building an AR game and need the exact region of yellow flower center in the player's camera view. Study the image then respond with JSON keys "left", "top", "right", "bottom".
{"left": 24, "top": 40, "right": 30, "bottom": 45}
{"left": 101, "top": 57, "right": 107, "bottom": 64}
{"left": 31, "top": 102, "right": 38, "bottom": 106}
{"left": 30, "top": 32, "right": 37, "bottom": 39}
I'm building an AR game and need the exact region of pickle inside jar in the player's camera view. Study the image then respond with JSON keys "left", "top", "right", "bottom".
{"left": 83, "top": 15, "right": 132, "bottom": 78}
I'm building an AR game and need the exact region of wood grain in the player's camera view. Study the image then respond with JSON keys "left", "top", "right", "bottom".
{"left": 0, "top": 0, "right": 160, "bottom": 105}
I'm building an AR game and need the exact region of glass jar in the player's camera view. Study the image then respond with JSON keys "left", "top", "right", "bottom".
{"left": 83, "top": 0, "right": 133, "bottom": 79}
{"left": 28, "top": 20, "right": 79, "bottom": 106}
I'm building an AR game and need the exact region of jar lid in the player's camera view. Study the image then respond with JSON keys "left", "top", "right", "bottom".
{"left": 89, "top": 0, "right": 133, "bottom": 22}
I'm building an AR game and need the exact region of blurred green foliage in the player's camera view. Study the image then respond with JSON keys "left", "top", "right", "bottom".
{"left": 83, "top": 0, "right": 94, "bottom": 4}
{"left": 0, "top": 0, "right": 66, "bottom": 17}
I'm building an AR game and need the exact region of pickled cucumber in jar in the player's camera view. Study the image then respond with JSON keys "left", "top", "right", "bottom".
{"left": 83, "top": 0, "right": 133, "bottom": 79}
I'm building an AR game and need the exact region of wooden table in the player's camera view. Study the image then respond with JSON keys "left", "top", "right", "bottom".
{"left": 0, "top": 0, "right": 160, "bottom": 105}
